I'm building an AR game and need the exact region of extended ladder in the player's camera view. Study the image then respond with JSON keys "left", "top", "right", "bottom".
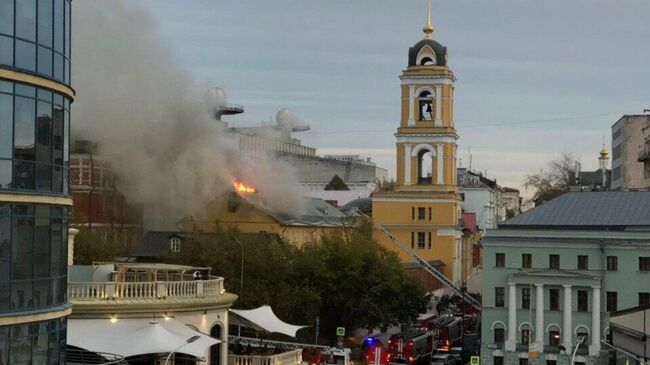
{"left": 353, "top": 210, "right": 481, "bottom": 311}
{"left": 229, "top": 335, "right": 331, "bottom": 350}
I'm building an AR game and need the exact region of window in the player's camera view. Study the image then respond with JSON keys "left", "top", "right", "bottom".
{"left": 548, "top": 330, "right": 560, "bottom": 346}
{"left": 427, "top": 232, "right": 432, "bottom": 249}
{"left": 417, "top": 207, "right": 426, "bottom": 220}
{"left": 428, "top": 207, "right": 432, "bottom": 220}
{"left": 549, "top": 289, "right": 560, "bottom": 311}
{"left": 411, "top": 232, "right": 414, "bottom": 249}
{"left": 578, "top": 290, "right": 588, "bottom": 312}
{"left": 577, "top": 255, "right": 588, "bottom": 270}
{"left": 546, "top": 361, "right": 557, "bottom": 365}
{"left": 549, "top": 255, "right": 560, "bottom": 269}
{"left": 606, "top": 291, "right": 617, "bottom": 312}
{"left": 495, "top": 287, "right": 505, "bottom": 307}
{"left": 522, "top": 287, "right": 531, "bottom": 309}
{"left": 519, "top": 359, "right": 528, "bottom": 365}
{"left": 521, "top": 327, "right": 530, "bottom": 344}
{"left": 494, "top": 327, "right": 505, "bottom": 343}
{"left": 493, "top": 357, "right": 504, "bottom": 365}
{"left": 417, "top": 149, "right": 433, "bottom": 184}
{"left": 417, "top": 232, "right": 425, "bottom": 249}
{"left": 411, "top": 207, "right": 415, "bottom": 220}
{"left": 576, "top": 332, "right": 588, "bottom": 348}
{"left": 495, "top": 253, "right": 505, "bottom": 268}
{"left": 607, "top": 256, "right": 618, "bottom": 271}
{"left": 170, "top": 238, "right": 181, "bottom": 253}
{"left": 418, "top": 90, "right": 434, "bottom": 121}
{"left": 640, "top": 257, "right": 650, "bottom": 271}
{"left": 522, "top": 253, "right": 532, "bottom": 269}
{"left": 639, "top": 293, "right": 650, "bottom": 306}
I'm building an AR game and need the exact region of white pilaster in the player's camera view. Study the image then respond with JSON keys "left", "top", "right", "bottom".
{"left": 535, "top": 284, "right": 544, "bottom": 346}
{"left": 404, "top": 144, "right": 411, "bottom": 185}
{"left": 563, "top": 285, "right": 572, "bottom": 350}
{"left": 506, "top": 283, "right": 517, "bottom": 351}
{"left": 407, "top": 85, "right": 415, "bottom": 126}
{"left": 590, "top": 286, "right": 601, "bottom": 356}
{"left": 434, "top": 85, "right": 442, "bottom": 127}
{"left": 436, "top": 143, "right": 444, "bottom": 184}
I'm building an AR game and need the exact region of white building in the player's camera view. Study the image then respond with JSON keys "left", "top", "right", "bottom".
{"left": 457, "top": 168, "right": 505, "bottom": 231}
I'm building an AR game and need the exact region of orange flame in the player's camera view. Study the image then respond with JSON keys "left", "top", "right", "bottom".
{"left": 232, "top": 181, "right": 256, "bottom": 194}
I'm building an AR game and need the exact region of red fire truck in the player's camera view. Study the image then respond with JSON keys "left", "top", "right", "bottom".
{"left": 362, "top": 336, "right": 390, "bottom": 365}
{"left": 430, "top": 315, "right": 463, "bottom": 349}
{"left": 386, "top": 329, "right": 434, "bottom": 365}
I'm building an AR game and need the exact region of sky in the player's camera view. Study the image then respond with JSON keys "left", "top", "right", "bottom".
{"left": 118, "top": 0, "right": 650, "bottom": 196}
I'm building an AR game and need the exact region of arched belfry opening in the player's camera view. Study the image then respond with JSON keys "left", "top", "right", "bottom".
{"left": 418, "top": 90, "right": 434, "bottom": 121}
{"left": 417, "top": 149, "right": 433, "bottom": 184}
{"left": 420, "top": 56, "right": 435, "bottom": 65}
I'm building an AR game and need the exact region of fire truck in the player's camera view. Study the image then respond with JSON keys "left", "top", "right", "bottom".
{"left": 362, "top": 336, "right": 390, "bottom": 365}
{"left": 430, "top": 315, "right": 463, "bottom": 349}
{"left": 386, "top": 329, "right": 434, "bottom": 365}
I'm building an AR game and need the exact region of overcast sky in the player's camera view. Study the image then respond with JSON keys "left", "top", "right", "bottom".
{"left": 129, "top": 0, "right": 650, "bottom": 194}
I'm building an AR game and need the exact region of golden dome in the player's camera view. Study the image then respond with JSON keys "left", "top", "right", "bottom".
{"left": 599, "top": 144, "right": 609, "bottom": 159}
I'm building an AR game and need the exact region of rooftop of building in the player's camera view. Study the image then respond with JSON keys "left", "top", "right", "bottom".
{"left": 499, "top": 191, "right": 650, "bottom": 229}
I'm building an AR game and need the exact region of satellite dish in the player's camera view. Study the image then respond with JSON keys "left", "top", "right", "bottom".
{"left": 204, "top": 87, "right": 227, "bottom": 112}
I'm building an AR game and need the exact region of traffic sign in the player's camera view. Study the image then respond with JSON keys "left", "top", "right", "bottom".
{"left": 336, "top": 327, "right": 345, "bottom": 336}
{"left": 470, "top": 356, "right": 480, "bottom": 365}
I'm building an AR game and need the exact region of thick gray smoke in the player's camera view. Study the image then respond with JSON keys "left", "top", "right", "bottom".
{"left": 72, "top": 1, "right": 305, "bottom": 229}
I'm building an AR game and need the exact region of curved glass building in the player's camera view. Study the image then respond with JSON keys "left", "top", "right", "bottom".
{"left": 0, "top": 0, "right": 73, "bottom": 363}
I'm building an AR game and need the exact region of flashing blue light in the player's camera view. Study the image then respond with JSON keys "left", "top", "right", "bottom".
{"left": 365, "top": 337, "right": 375, "bottom": 345}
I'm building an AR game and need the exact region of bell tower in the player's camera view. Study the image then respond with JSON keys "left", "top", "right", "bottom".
{"left": 372, "top": 1, "right": 464, "bottom": 285}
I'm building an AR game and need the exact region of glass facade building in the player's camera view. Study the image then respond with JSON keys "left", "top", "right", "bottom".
{"left": 0, "top": 0, "right": 73, "bottom": 363}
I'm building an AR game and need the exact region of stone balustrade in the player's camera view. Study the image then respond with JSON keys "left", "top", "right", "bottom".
{"left": 68, "top": 277, "right": 224, "bottom": 301}
{"left": 228, "top": 349, "right": 302, "bottom": 365}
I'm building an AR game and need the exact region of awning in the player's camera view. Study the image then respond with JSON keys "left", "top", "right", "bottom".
{"left": 230, "top": 305, "right": 308, "bottom": 338}
{"left": 67, "top": 318, "right": 220, "bottom": 358}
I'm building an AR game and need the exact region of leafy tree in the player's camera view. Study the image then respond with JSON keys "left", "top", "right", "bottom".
{"left": 373, "top": 178, "right": 397, "bottom": 192}
{"left": 73, "top": 228, "right": 124, "bottom": 264}
{"left": 324, "top": 175, "right": 350, "bottom": 191}
{"left": 174, "top": 221, "right": 429, "bottom": 345}
{"left": 524, "top": 152, "right": 575, "bottom": 205}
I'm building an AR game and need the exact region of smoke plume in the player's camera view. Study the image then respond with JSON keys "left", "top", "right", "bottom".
{"left": 72, "top": 1, "right": 305, "bottom": 229}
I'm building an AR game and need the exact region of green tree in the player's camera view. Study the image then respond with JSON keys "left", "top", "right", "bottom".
{"left": 524, "top": 152, "right": 575, "bottom": 205}
{"left": 73, "top": 229, "right": 124, "bottom": 264}
{"left": 324, "top": 175, "right": 350, "bottom": 191}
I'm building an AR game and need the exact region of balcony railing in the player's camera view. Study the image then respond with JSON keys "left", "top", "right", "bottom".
{"left": 68, "top": 277, "right": 224, "bottom": 301}
{"left": 228, "top": 349, "right": 302, "bottom": 365}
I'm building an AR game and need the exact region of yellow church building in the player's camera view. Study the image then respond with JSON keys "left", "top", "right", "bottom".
{"left": 372, "top": 5, "right": 465, "bottom": 285}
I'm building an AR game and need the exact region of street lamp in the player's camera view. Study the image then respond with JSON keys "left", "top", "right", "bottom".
{"left": 164, "top": 335, "right": 201, "bottom": 365}
{"left": 233, "top": 237, "right": 244, "bottom": 337}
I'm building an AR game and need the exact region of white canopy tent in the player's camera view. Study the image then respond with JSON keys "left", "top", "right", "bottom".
{"left": 67, "top": 318, "right": 220, "bottom": 359}
{"left": 230, "top": 305, "right": 308, "bottom": 337}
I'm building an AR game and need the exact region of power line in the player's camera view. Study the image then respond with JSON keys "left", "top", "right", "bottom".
{"left": 305, "top": 113, "right": 618, "bottom": 135}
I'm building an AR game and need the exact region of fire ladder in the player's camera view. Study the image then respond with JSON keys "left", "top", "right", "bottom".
{"left": 352, "top": 210, "right": 481, "bottom": 311}
{"left": 229, "top": 335, "right": 331, "bottom": 350}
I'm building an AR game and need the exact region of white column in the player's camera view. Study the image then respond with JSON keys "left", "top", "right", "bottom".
{"left": 404, "top": 144, "right": 412, "bottom": 185}
{"left": 563, "top": 285, "right": 573, "bottom": 350}
{"left": 436, "top": 143, "right": 444, "bottom": 184}
{"left": 434, "top": 85, "right": 442, "bottom": 126}
{"left": 535, "top": 284, "right": 545, "bottom": 346}
{"left": 67, "top": 228, "right": 79, "bottom": 266}
{"left": 453, "top": 237, "right": 462, "bottom": 284}
{"left": 590, "top": 286, "right": 601, "bottom": 356}
{"left": 407, "top": 85, "right": 415, "bottom": 126}
{"left": 506, "top": 283, "right": 517, "bottom": 351}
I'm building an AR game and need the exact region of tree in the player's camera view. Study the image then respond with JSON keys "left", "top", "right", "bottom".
{"left": 73, "top": 228, "right": 124, "bottom": 264}
{"left": 324, "top": 175, "right": 350, "bottom": 191}
{"left": 524, "top": 152, "right": 575, "bottom": 205}
{"left": 175, "top": 222, "right": 429, "bottom": 345}
{"left": 373, "top": 178, "right": 397, "bottom": 193}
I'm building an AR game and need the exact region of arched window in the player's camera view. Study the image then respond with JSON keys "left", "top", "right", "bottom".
{"left": 546, "top": 324, "right": 561, "bottom": 346}
{"left": 520, "top": 323, "right": 532, "bottom": 345}
{"left": 210, "top": 324, "right": 223, "bottom": 365}
{"left": 417, "top": 149, "right": 433, "bottom": 184}
{"left": 420, "top": 57, "right": 435, "bottom": 66}
{"left": 418, "top": 90, "right": 434, "bottom": 121}
{"left": 492, "top": 322, "right": 506, "bottom": 343}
